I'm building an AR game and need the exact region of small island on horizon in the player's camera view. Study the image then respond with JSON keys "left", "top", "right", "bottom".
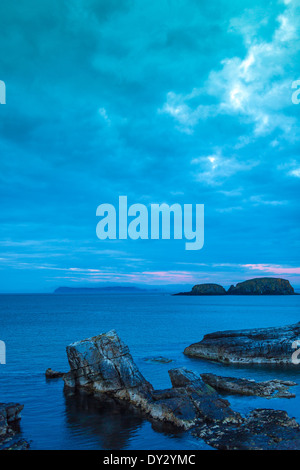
{"left": 174, "top": 277, "right": 297, "bottom": 296}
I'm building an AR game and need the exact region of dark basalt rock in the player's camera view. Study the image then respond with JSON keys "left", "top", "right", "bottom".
{"left": 175, "top": 283, "right": 227, "bottom": 296}
{"left": 62, "top": 330, "right": 300, "bottom": 449}
{"left": 184, "top": 322, "right": 300, "bottom": 364}
{"left": 63, "top": 331, "right": 240, "bottom": 429}
{"left": 0, "top": 403, "right": 29, "bottom": 450}
{"left": 227, "top": 277, "right": 294, "bottom": 295}
{"left": 201, "top": 373, "right": 297, "bottom": 398}
{"left": 63, "top": 329, "right": 152, "bottom": 394}
{"left": 194, "top": 409, "right": 300, "bottom": 450}
{"left": 45, "top": 368, "right": 65, "bottom": 379}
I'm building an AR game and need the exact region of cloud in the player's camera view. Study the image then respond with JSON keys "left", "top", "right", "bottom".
{"left": 289, "top": 168, "right": 300, "bottom": 177}
{"left": 0, "top": 0, "right": 299, "bottom": 291}
{"left": 243, "top": 263, "right": 300, "bottom": 275}
{"left": 161, "top": 0, "right": 300, "bottom": 140}
{"left": 191, "top": 151, "right": 258, "bottom": 185}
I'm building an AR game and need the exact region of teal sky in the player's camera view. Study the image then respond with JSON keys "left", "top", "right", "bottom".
{"left": 0, "top": 0, "right": 300, "bottom": 292}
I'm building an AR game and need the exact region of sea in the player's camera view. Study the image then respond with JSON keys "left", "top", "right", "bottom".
{"left": 0, "top": 293, "right": 299, "bottom": 450}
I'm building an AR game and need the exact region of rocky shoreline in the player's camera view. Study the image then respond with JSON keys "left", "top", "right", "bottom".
{"left": 52, "top": 328, "right": 300, "bottom": 450}
{"left": 184, "top": 321, "right": 300, "bottom": 364}
{"left": 0, "top": 403, "right": 29, "bottom": 450}
{"left": 201, "top": 373, "right": 297, "bottom": 398}
{"left": 175, "top": 277, "right": 296, "bottom": 296}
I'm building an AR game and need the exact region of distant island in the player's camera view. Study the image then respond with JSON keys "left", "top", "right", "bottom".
{"left": 54, "top": 286, "right": 158, "bottom": 294}
{"left": 175, "top": 278, "right": 296, "bottom": 296}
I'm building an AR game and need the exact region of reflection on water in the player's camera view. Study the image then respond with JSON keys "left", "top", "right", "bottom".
{"left": 63, "top": 388, "right": 188, "bottom": 450}
{"left": 64, "top": 389, "right": 145, "bottom": 449}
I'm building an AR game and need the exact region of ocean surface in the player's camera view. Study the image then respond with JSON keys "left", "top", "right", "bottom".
{"left": 0, "top": 293, "right": 299, "bottom": 450}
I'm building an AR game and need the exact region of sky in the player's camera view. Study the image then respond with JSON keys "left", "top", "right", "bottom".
{"left": 0, "top": 0, "right": 299, "bottom": 292}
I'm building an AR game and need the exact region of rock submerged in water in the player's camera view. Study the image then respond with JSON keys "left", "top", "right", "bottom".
{"left": 227, "top": 277, "right": 295, "bottom": 295}
{"left": 201, "top": 373, "right": 297, "bottom": 398}
{"left": 45, "top": 368, "right": 65, "bottom": 379}
{"left": 184, "top": 322, "right": 300, "bottom": 364}
{"left": 0, "top": 403, "right": 29, "bottom": 450}
{"left": 175, "top": 283, "right": 226, "bottom": 296}
{"left": 144, "top": 356, "right": 173, "bottom": 364}
{"left": 62, "top": 329, "right": 300, "bottom": 449}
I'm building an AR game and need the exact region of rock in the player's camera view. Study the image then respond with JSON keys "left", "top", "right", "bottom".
{"left": 194, "top": 409, "right": 300, "bottom": 450}
{"left": 168, "top": 368, "right": 242, "bottom": 425}
{"left": 62, "top": 330, "right": 300, "bottom": 449}
{"left": 2, "top": 439, "right": 30, "bottom": 450}
{"left": 144, "top": 356, "right": 173, "bottom": 364}
{"left": 201, "top": 373, "right": 297, "bottom": 398}
{"left": 184, "top": 322, "right": 300, "bottom": 364}
{"left": 174, "top": 283, "right": 227, "bottom": 296}
{"left": 63, "top": 331, "right": 241, "bottom": 429}
{"left": 0, "top": 403, "right": 29, "bottom": 450}
{"left": 45, "top": 368, "right": 65, "bottom": 379}
{"left": 227, "top": 277, "right": 295, "bottom": 295}
{"left": 63, "top": 330, "right": 152, "bottom": 395}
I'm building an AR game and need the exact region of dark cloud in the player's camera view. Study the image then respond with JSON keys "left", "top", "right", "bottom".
{"left": 0, "top": 0, "right": 299, "bottom": 291}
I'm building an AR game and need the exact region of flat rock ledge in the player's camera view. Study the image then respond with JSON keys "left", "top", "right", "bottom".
{"left": 62, "top": 330, "right": 300, "bottom": 450}
{"left": 184, "top": 322, "right": 300, "bottom": 364}
{"left": 201, "top": 373, "right": 297, "bottom": 398}
{"left": 0, "top": 403, "right": 29, "bottom": 450}
{"left": 143, "top": 356, "right": 173, "bottom": 364}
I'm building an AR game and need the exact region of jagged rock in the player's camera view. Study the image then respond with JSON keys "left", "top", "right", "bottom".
{"left": 63, "top": 331, "right": 240, "bottom": 429}
{"left": 194, "top": 409, "right": 300, "bottom": 450}
{"left": 62, "top": 330, "right": 300, "bottom": 449}
{"left": 63, "top": 330, "right": 152, "bottom": 394}
{"left": 0, "top": 403, "right": 29, "bottom": 450}
{"left": 168, "top": 368, "right": 242, "bottom": 425}
{"left": 227, "top": 277, "right": 294, "bottom": 295}
{"left": 175, "top": 283, "right": 226, "bottom": 296}
{"left": 201, "top": 373, "right": 297, "bottom": 398}
{"left": 45, "top": 368, "right": 65, "bottom": 379}
{"left": 184, "top": 322, "right": 300, "bottom": 364}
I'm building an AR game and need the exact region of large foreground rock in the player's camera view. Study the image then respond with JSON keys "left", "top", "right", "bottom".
{"left": 175, "top": 283, "right": 226, "bottom": 296}
{"left": 228, "top": 277, "right": 294, "bottom": 295}
{"left": 201, "top": 373, "right": 297, "bottom": 398}
{"left": 63, "top": 330, "right": 300, "bottom": 449}
{"left": 63, "top": 330, "right": 152, "bottom": 394}
{"left": 0, "top": 403, "right": 29, "bottom": 450}
{"left": 184, "top": 322, "right": 300, "bottom": 364}
{"left": 63, "top": 331, "right": 240, "bottom": 429}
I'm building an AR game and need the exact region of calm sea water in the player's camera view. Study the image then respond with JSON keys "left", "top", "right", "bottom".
{"left": 0, "top": 293, "right": 299, "bottom": 450}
